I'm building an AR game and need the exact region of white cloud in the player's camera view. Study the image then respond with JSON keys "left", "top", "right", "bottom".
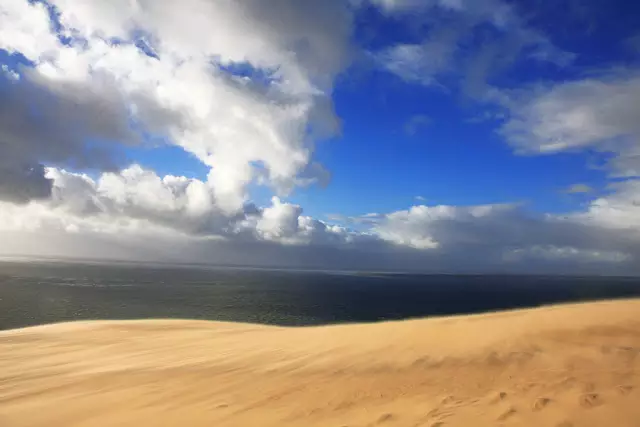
{"left": 1, "top": 64, "right": 19, "bottom": 81}
{"left": 404, "top": 115, "right": 432, "bottom": 136}
{"left": 377, "top": 39, "right": 454, "bottom": 87}
{"left": 562, "top": 183, "right": 594, "bottom": 194}
{"left": 0, "top": 0, "right": 364, "bottom": 257}
{"left": 366, "top": 0, "right": 414, "bottom": 14}
{"left": 500, "top": 73, "right": 640, "bottom": 176}
{"left": 4, "top": 189, "right": 639, "bottom": 273}
{"left": 371, "top": 0, "right": 574, "bottom": 92}
{"left": 0, "top": 166, "right": 223, "bottom": 236}
{"left": 505, "top": 245, "right": 631, "bottom": 264}
{"left": 374, "top": 204, "right": 515, "bottom": 249}
{"left": 236, "top": 197, "right": 367, "bottom": 246}
{"left": 368, "top": 0, "right": 466, "bottom": 14}
{"left": 0, "top": 0, "right": 60, "bottom": 60}
{"left": 254, "top": 197, "right": 304, "bottom": 242}
{"left": 575, "top": 179, "right": 640, "bottom": 232}
{"left": 3, "top": 170, "right": 640, "bottom": 273}
{"left": 31, "top": 166, "right": 640, "bottom": 273}
{"left": 0, "top": 167, "right": 365, "bottom": 250}
{"left": 370, "top": 200, "right": 640, "bottom": 271}
{"left": 0, "top": 0, "right": 353, "bottom": 213}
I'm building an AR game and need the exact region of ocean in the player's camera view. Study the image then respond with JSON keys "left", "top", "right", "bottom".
{"left": 1, "top": 260, "right": 640, "bottom": 330}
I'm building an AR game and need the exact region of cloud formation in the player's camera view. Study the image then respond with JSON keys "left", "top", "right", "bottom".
{"left": 371, "top": 0, "right": 574, "bottom": 92}
{"left": 0, "top": 0, "right": 640, "bottom": 274}
{"left": 0, "top": 166, "right": 366, "bottom": 249}
{"left": 2, "top": 164, "right": 640, "bottom": 274}
{"left": 500, "top": 72, "right": 640, "bottom": 176}
{"left": 0, "top": 0, "right": 352, "bottom": 212}
{"left": 562, "top": 184, "right": 594, "bottom": 194}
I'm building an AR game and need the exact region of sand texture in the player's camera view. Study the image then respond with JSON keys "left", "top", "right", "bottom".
{"left": 1, "top": 299, "right": 640, "bottom": 426}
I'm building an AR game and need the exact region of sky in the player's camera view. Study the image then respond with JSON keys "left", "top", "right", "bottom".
{"left": 1, "top": 0, "right": 640, "bottom": 274}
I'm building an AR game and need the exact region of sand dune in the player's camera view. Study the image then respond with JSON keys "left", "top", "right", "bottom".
{"left": 1, "top": 300, "right": 640, "bottom": 427}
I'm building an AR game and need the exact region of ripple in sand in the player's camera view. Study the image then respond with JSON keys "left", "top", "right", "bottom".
{"left": 578, "top": 392, "right": 601, "bottom": 408}
{"left": 532, "top": 397, "right": 551, "bottom": 411}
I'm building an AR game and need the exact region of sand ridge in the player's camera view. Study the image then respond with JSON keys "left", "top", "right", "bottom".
{"left": 1, "top": 299, "right": 640, "bottom": 426}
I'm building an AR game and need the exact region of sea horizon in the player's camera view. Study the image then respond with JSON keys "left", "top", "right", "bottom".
{"left": 2, "top": 259, "right": 640, "bottom": 331}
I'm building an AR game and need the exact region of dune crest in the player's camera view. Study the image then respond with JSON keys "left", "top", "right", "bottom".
{"left": 2, "top": 300, "right": 640, "bottom": 427}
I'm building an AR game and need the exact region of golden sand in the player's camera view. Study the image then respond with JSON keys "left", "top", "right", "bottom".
{"left": 1, "top": 299, "right": 640, "bottom": 426}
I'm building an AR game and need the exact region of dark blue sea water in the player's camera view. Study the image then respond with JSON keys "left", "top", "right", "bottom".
{"left": 1, "top": 260, "right": 640, "bottom": 330}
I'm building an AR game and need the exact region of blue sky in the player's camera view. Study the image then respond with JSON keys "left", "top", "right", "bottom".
{"left": 1, "top": 0, "right": 640, "bottom": 273}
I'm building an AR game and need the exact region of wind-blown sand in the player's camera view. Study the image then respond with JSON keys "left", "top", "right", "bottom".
{"left": 1, "top": 300, "right": 640, "bottom": 427}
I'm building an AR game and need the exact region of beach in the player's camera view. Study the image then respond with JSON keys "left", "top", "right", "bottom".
{"left": 1, "top": 299, "right": 639, "bottom": 426}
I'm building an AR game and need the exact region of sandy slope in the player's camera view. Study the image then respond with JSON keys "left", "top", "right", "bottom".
{"left": 1, "top": 300, "right": 640, "bottom": 427}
